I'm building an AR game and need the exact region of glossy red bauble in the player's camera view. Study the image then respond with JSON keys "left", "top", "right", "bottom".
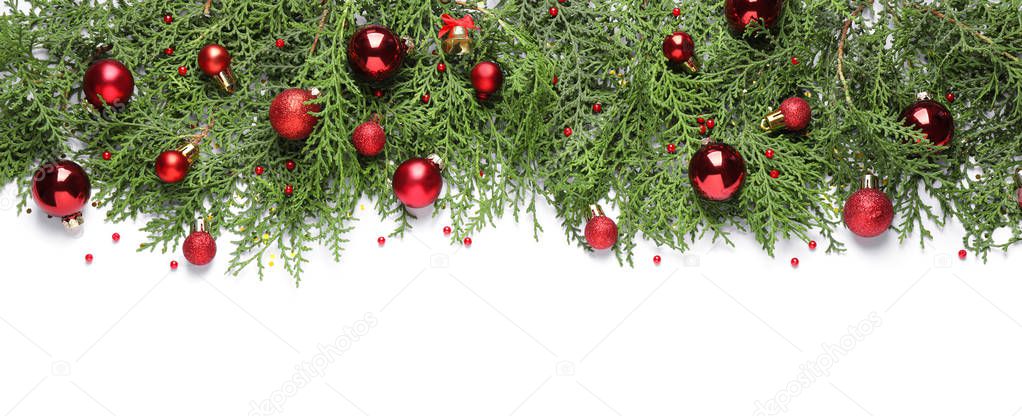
{"left": 688, "top": 142, "right": 747, "bottom": 202}
{"left": 901, "top": 98, "right": 954, "bottom": 147}
{"left": 724, "top": 0, "right": 784, "bottom": 34}
{"left": 843, "top": 188, "right": 894, "bottom": 238}
{"left": 155, "top": 150, "right": 193, "bottom": 183}
{"left": 83, "top": 59, "right": 135, "bottom": 110}
{"left": 584, "top": 215, "right": 618, "bottom": 250}
{"left": 183, "top": 230, "right": 217, "bottom": 266}
{"left": 471, "top": 61, "right": 504, "bottom": 101}
{"left": 393, "top": 157, "right": 443, "bottom": 208}
{"left": 31, "top": 160, "right": 91, "bottom": 220}
{"left": 352, "top": 119, "right": 386, "bottom": 157}
{"left": 198, "top": 44, "right": 231, "bottom": 75}
{"left": 347, "top": 25, "right": 407, "bottom": 83}
{"left": 269, "top": 88, "right": 321, "bottom": 140}
{"left": 662, "top": 31, "right": 697, "bottom": 72}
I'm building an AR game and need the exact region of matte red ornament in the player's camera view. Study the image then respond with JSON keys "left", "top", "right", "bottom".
{"left": 31, "top": 160, "right": 91, "bottom": 228}
{"left": 197, "top": 44, "right": 237, "bottom": 93}
{"left": 662, "top": 31, "right": 698, "bottom": 73}
{"left": 761, "top": 96, "right": 811, "bottom": 132}
{"left": 724, "top": 0, "right": 784, "bottom": 34}
{"left": 843, "top": 175, "right": 894, "bottom": 238}
{"left": 347, "top": 25, "right": 407, "bottom": 83}
{"left": 269, "top": 88, "right": 321, "bottom": 140}
{"left": 471, "top": 61, "right": 504, "bottom": 101}
{"left": 83, "top": 59, "right": 135, "bottom": 110}
{"left": 155, "top": 143, "right": 198, "bottom": 183}
{"left": 393, "top": 156, "right": 443, "bottom": 208}
{"left": 584, "top": 205, "right": 618, "bottom": 250}
{"left": 182, "top": 220, "right": 217, "bottom": 266}
{"left": 352, "top": 118, "right": 386, "bottom": 157}
{"left": 688, "top": 142, "right": 747, "bottom": 202}
{"left": 901, "top": 95, "right": 954, "bottom": 147}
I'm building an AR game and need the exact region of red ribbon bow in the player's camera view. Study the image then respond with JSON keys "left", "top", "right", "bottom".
{"left": 438, "top": 14, "right": 478, "bottom": 38}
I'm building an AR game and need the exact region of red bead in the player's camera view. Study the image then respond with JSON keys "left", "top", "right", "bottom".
{"left": 779, "top": 97, "right": 812, "bottom": 131}
{"left": 699, "top": 125, "right": 707, "bottom": 135}
{"left": 790, "top": 257, "right": 799, "bottom": 267}
{"left": 585, "top": 215, "right": 619, "bottom": 250}
{"left": 393, "top": 158, "right": 443, "bottom": 208}
{"left": 178, "top": 66, "right": 188, "bottom": 76}
{"left": 769, "top": 169, "right": 780, "bottom": 179}
{"left": 163, "top": 14, "right": 173, "bottom": 24}
{"left": 945, "top": 92, "right": 955, "bottom": 103}
{"left": 164, "top": 47, "right": 174, "bottom": 56}
{"left": 347, "top": 25, "right": 406, "bottom": 82}
{"left": 183, "top": 231, "right": 217, "bottom": 266}
{"left": 275, "top": 38, "right": 285, "bottom": 48}
{"left": 808, "top": 240, "right": 817, "bottom": 250}
{"left": 549, "top": 7, "right": 558, "bottom": 17}
{"left": 563, "top": 127, "right": 573, "bottom": 137}
{"left": 83, "top": 59, "right": 134, "bottom": 109}
{"left": 707, "top": 119, "right": 716, "bottom": 129}
{"left": 352, "top": 120, "right": 387, "bottom": 157}
{"left": 653, "top": 255, "right": 662, "bottom": 265}
{"left": 463, "top": 237, "right": 473, "bottom": 247}
{"left": 672, "top": 8, "right": 681, "bottom": 16}
{"left": 765, "top": 148, "right": 775, "bottom": 159}
{"left": 254, "top": 166, "right": 265, "bottom": 175}
{"left": 689, "top": 142, "right": 747, "bottom": 201}
{"left": 269, "top": 89, "right": 321, "bottom": 140}
{"left": 112, "top": 232, "right": 121, "bottom": 242}
{"left": 843, "top": 188, "right": 894, "bottom": 238}
{"left": 102, "top": 151, "right": 112, "bottom": 160}
{"left": 443, "top": 226, "right": 452, "bottom": 236}
{"left": 901, "top": 98, "right": 954, "bottom": 147}
{"left": 32, "top": 160, "right": 91, "bottom": 218}
{"left": 378, "top": 236, "right": 386, "bottom": 246}
{"left": 437, "top": 62, "right": 446, "bottom": 73}
{"left": 85, "top": 254, "right": 94, "bottom": 263}
{"left": 958, "top": 249, "right": 967, "bottom": 259}
{"left": 170, "top": 260, "right": 179, "bottom": 270}
{"left": 197, "top": 44, "right": 232, "bottom": 76}
{"left": 790, "top": 56, "right": 799, "bottom": 65}
{"left": 552, "top": 75, "right": 559, "bottom": 86}
{"left": 666, "top": 143, "right": 676, "bottom": 154}
{"left": 724, "top": 0, "right": 783, "bottom": 34}
{"left": 479, "top": 169, "right": 485, "bottom": 177}
{"left": 421, "top": 94, "right": 431, "bottom": 104}
{"left": 372, "top": 89, "right": 384, "bottom": 98}
{"left": 285, "top": 160, "right": 297, "bottom": 171}
{"left": 662, "top": 31, "right": 696, "bottom": 70}
{"left": 155, "top": 150, "right": 192, "bottom": 183}
{"left": 284, "top": 184, "right": 294, "bottom": 196}
{"left": 592, "top": 102, "right": 602, "bottom": 113}
{"left": 471, "top": 61, "right": 504, "bottom": 101}
{"left": 696, "top": 117, "right": 705, "bottom": 124}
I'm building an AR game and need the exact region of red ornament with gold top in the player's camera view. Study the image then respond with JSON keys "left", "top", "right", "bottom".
{"left": 31, "top": 160, "right": 92, "bottom": 229}
{"left": 584, "top": 205, "right": 619, "bottom": 250}
{"left": 182, "top": 218, "right": 217, "bottom": 266}
{"left": 901, "top": 93, "right": 954, "bottom": 148}
{"left": 843, "top": 174, "right": 894, "bottom": 238}
{"left": 82, "top": 59, "right": 134, "bottom": 110}
{"left": 347, "top": 25, "right": 408, "bottom": 83}
{"left": 725, "top": 0, "right": 784, "bottom": 34}
{"left": 155, "top": 143, "right": 199, "bottom": 183}
{"left": 761, "top": 96, "right": 812, "bottom": 133}
{"left": 393, "top": 155, "right": 443, "bottom": 208}
{"left": 198, "top": 44, "right": 237, "bottom": 93}
{"left": 688, "top": 141, "right": 747, "bottom": 202}
{"left": 662, "top": 31, "right": 699, "bottom": 74}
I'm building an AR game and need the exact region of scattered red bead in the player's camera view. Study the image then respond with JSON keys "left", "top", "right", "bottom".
{"left": 765, "top": 148, "right": 775, "bottom": 159}
{"left": 790, "top": 257, "right": 799, "bottom": 267}
{"left": 112, "top": 233, "right": 121, "bottom": 242}
{"left": 275, "top": 38, "right": 285, "bottom": 48}
{"left": 699, "top": 125, "right": 707, "bottom": 135}
{"left": 254, "top": 166, "right": 265, "bottom": 175}
{"left": 945, "top": 92, "right": 956, "bottom": 103}
{"left": 696, "top": 117, "right": 705, "bottom": 124}
{"left": 285, "top": 160, "right": 296, "bottom": 171}
{"left": 162, "top": 14, "right": 173, "bottom": 24}
{"left": 653, "top": 255, "right": 662, "bottom": 265}
{"left": 549, "top": 7, "right": 558, "bottom": 17}
{"left": 284, "top": 184, "right": 294, "bottom": 196}
{"left": 85, "top": 254, "right": 94, "bottom": 264}
{"left": 958, "top": 249, "right": 967, "bottom": 259}
{"left": 706, "top": 119, "right": 716, "bottom": 129}
{"left": 552, "top": 75, "right": 559, "bottom": 86}
{"left": 790, "top": 56, "right": 799, "bottom": 65}
{"left": 421, "top": 94, "right": 431, "bottom": 104}
{"left": 437, "top": 62, "right": 446, "bottom": 73}
{"left": 443, "top": 226, "right": 452, "bottom": 236}
{"left": 563, "top": 127, "right": 573, "bottom": 137}
{"left": 378, "top": 236, "right": 386, "bottom": 246}
{"left": 170, "top": 260, "right": 179, "bottom": 270}
{"left": 102, "top": 151, "right": 112, "bottom": 160}
{"left": 769, "top": 169, "right": 780, "bottom": 179}
{"left": 672, "top": 8, "right": 681, "bottom": 17}
{"left": 808, "top": 240, "right": 817, "bottom": 250}
{"left": 164, "top": 47, "right": 174, "bottom": 56}
{"left": 592, "top": 102, "right": 603, "bottom": 113}
{"left": 177, "top": 66, "right": 188, "bottom": 76}
{"left": 463, "top": 237, "right": 473, "bottom": 247}
{"left": 479, "top": 169, "right": 485, "bottom": 177}
{"left": 666, "top": 143, "right": 677, "bottom": 154}
{"left": 372, "top": 89, "right": 384, "bottom": 98}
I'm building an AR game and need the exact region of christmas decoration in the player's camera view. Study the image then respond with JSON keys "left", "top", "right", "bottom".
{"left": 653, "top": 255, "right": 661, "bottom": 265}
{"left": 269, "top": 88, "right": 321, "bottom": 140}
{"left": 1015, "top": 168, "right": 1022, "bottom": 210}
{"left": 31, "top": 160, "right": 91, "bottom": 228}
{"left": 471, "top": 61, "right": 504, "bottom": 101}
{"left": 275, "top": 39, "right": 285, "bottom": 48}
{"left": 689, "top": 141, "right": 747, "bottom": 202}
{"left": 83, "top": 59, "right": 134, "bottom": 110}
{"left": 438, "top": 14, "right": 477, "bottom": 56}
{"left": 901, "top": 93, "right": 954, "bottom": 147}
{"left": 592, "top": 102, "right": 602, "bottom": 113}
{"left": 463, "top": 237, "right": 472, "bottom": 247}
{"left": 437, "top": 63, "right": 446, "bottom": 73}
{"left": 666, "top": 143, "right": 676, "bottom": 154}
{"left": 85, "top": 253, "right": 94, "bottom": 263}
{"left": 254, "top": 166, "right": 265, "bottom": 175}
{"left": 443, "top": 226, "right": 452, "bottom": 236}
{"left": 154, "top": 143, "right": 198, "bottom": 183}
{"left": 347, "top": 25, "right": 408, "bottom": 83}
{"left": 352, "top": 117, "right": 386, "bottom": 157}
{"left": 393, "top": 155, "right": 443, "bottom": 208}
{"left": 765, "top": 149, "right": 775, "bottom": 159}
{"left": 164, "top": 47, "right": 174, "bottom": 55}
{"left": 284, "top": 184, "right": 294, "bottom": 197}
{"left": 182, "top": 218, "right": 217, "bottom": 266}
{"left": 761, "top": 96, "right": 811, "bottom": 132}
{"left": 102, "top": 151, "right": 112, "bottom": 160}
{"left": 790, "top": 257, "right": 799, "bottom": 267}
{"left": 724, "top": 0, "right": 783, "bottom": 34}
{"left": 198, "top": 44, "right": 237, "bottom": 93}
{"left": 177, "top": 66, "right": 188, "bottom": 76}
{"left": 112, "top": 232, "right": 120, "bottom": 242}
{"left": 808, "top": 240, "right": 817, "bottom": 250}
{"left": 162, "top": 14, "right": 173, "bottom": 24}
{"left": 843, "top": 174, "right": 894, "bottom": 238}
{"left": 170, "top": 260, "right": 179, "bottom": 270}
{"left": 958, "top": 249, "right": 967, "bottom": 259}
{"left": 377, "top": 236, "right": 386, "bottom": 246}
{"left": 285, "top": 160, "right": 296, "bottom": 171}
{"left": 662, "top": 31, "right": 698, "bottom": 74}
{"left": 584, "top": 205, "right": 618, "bottom": 250}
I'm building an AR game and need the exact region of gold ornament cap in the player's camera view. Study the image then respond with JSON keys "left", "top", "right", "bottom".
{"left": 860, "top": 173, "right": 880, "bottom": 190}
{"left": 62, "top": 212, "right": 85, "bottom": 230}
{"left": 177, "top": 142, "right": 200, "bottom": 162}
{"left": 214, "top": 67, "right": 237, "bottom": 94}
{"left": 586, "top": 204, "right": 605, "bottom": 222}
{"left": 191, "top": 216, "right": 209, "bottom": 234}
{"left": 761, "top": 108, "right": 786, "bottom": 132}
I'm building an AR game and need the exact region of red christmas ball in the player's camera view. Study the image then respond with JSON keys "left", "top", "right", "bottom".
{"left": 182, "top": 230, "right": 217, "bottom": 266}
{"left": 584, "top": 215, "right": 618, "bottom": 250}
{"left": 347, "top": 25, "right": 406, "bottom": 83}
{"left": 352, "top": 119, "right": 386, "bottom": 157}
{"left": 471, "top": 61, "right": 504, "bottom": 101}
{"left": 31, "top": 160, "right": 91, "bottom": 218}
{"left": 901, "top": 98, "right": 954, "bottom": 147}
{"left": 843, "top": 188, "right": 894, "bottom": 238}
{"left": 1016, "top": 187, "right": 1022, "bottom": 210}
{"left": 155, "top": 150, "right": 192, "bottom": 183}
{"left": 662, "top": 31, "right": 695, "bottom": 69}
{"left": 269, "top": 88, "right": 322, "bottom": 140}
{"left": 725, "top": 0, "right": 783, "bottom": 34}
{"left": 197, "top": 44, "right": 232, "bottom": 76}
{"left": 779, "top": 96, "right": 811, "bottom": 131}
{"left": 393, "top": 157, "right": 443, "bottom": 208}
{"left": 83, "top": 59, "right": 134, "bottom": 110}
{"left": 688, "top": 142, "right": 747, "bottom": 201}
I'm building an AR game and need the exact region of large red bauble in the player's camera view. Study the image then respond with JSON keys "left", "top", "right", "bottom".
{"left": 198, "top": 44, "right": 232, "bottom": 76}
{"left": 393, "top": 158, "right": 443, "bottom": 208}
{"left": 689, "top": 142, "right": 747, "bottom": 201}
{"left": 662, "top": 31, "right": 695, "bottom": 67}
{"left": 901, "top": 98, "right": 954, "bottom": 147}
{"left": 269, "top": 89, "right": 322, "bottom": 140}
{"left": 843, "top": 188, "right": 894, "bottom": 238}
{"left": 31, "top": 160, "right": 91, "bottom": 217}
{"left": 155, "top": 150, "right": 192, "bottom": 183}
{"left": 82, "top": 59, "right": 134, "bottom": 109}
{"left": 347, "top": 25, "right": 406, "bottom": 82}
{"left": 724, "top": 0, "right": 784, "bottom": 34}
{"left": 471, "top": 61, "right": 504, "bottom": 101}
{"left": 585, "top": 215, "right": 618, "bottom": 250}
{"left": 352, "top": 120, "right": 386, "bottom": 156}
{"left": 183, "top": 230, "right": 217, "bottom": 266}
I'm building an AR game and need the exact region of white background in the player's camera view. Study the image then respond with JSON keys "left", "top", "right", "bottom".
{"left": 4, "top": 4, "right": 1022, "bottom": 416}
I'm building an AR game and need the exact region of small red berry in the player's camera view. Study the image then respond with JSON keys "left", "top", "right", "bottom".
{"left": 463, "top": 237, "right": 473, "bottom": 247}
{"left": 421, "top": 94, "right": 431, "bottom": 104}
{"left": 112, "top": 233, "right": 121, "bottom": 242}
{"left": 479, "top": 169, "right": 485, "bottom": 177}
{"left": 769, "top": 169, "right": 780, "bottom": 179}
{"left": 592, "top": 102, "right": 603, "bottom": 113}
{"left": 177, "top": 66, "right": 188, "bottom": 76}
{"left": 653, "top": 255, "right": 662, "bottom": 265}
{"left": 378, "top": 237, "right": 386, "bottom": 246}
{"left": 275, "top": 38, "right": 285, "bottom": 48}
{"left": 790, "top": 56, "right": 799, "bottom": 65}
{"left": 706, "top": 119, "right": 716, "bottom": 129}
{"left": 696, "top": 117, "right": 705, "bottom": 124}
{"left": 102, "top": 151, "right": 112, "bottom": 160}
{"left": 765, "top": 148, "right": 775, "bottom": 159}
{"left": 958, "top": 249, "right": 967, "bottom": 259}
{"left": 549, "top": 7, "right": 558, "bottom": 17}
{"left": 945, "top": 92, "right": 956, "bottom": 103}
{"left": 563, "top": 127, "right": 573, "bottom": 137}
{"left": 170, "top": 260, "right": 179, "bottom": 270}
{"left": 443, "top": 226, "right": 452, "bottom": 236}
{"left": 791, "top": 257, "right": 799, "bottom": 267}
{"left": 437, "top": 62, "right": 446, "bottom": 73}
{"left": 164, "top": 47, "right": 174, "bottom": 56}
{"left": 699, "top": 125, "right": 707, "bottom": 135}
{"left": 552, "top": 75, "right": 559, "bottom": 86}
{"left": 808, "top": 240, "right": 817, "bottom": 250}
{"left": 672, "top": 8, "right": 681, "bottom": 17}
{"left": 163, "top": 14, "right": 173, "bottom": 24}
{"left": 666, "top": 143, "right": 676, "bottom": 154}
{"left": 85, "top": 254, "right": 94, "bottom": 264}
{"left": 285, "top": 160, "right": 296, "bottom": 171}
{"left": 254, "top": 166, "right": 265, "bottom": 175}
{"left": 284, "top": 184, "right": 294, "bottom": 196}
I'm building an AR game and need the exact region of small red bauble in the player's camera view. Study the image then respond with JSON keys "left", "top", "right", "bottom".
{"left": 696, "top": 117, "right": 705, "bottom": 124}
{"left": 548, "top": 7, "right": 558, "bottom": 17}
{"left": 112, "top": 232, "right": 121, "bottom": 242}
{"left": 275, "top": 39, "right": 285, "bottom": 48}
{"left": 769, "top": 169, "right": 780, "bottom": 179}
{"left": 443, "top": 226, "right": 452, "bottom": 236}
{"left": 393, "top": 156, "right": 443, "bottom": 208}
{"left": 1016, "top": 187, "right": 1022, "bottom": 210}
{"left": 254, "top": 166, "right": 265, "bottom": 175}
{"left": 463, "top": 237, "right": 473, "bottom": 247}
{"left": 183, "top": 228, "right": 217, "bottom": 266}
{"left": 672, "top": 8, "right": 681, "bottom": 17}
{"left": 945, "top": 92, "right": 955, "bottom": 103}
{"left": 170, "top": 260, "right": 179, "bottom": 270}
{"left": 285, "top": 160, "right": 297, "bottom": 171}
{"left": 471, "top": 61, "right": 504, "bottom": 101}
{"left": 31, "top": 160, "right": 91, "bottom": 225}
{"left": 85, "top": 254, "right": 94, "bottom": 263}
{"left": 666, "top": 143, "right": 677, "bottom": 154}
{"left": 102, "top": 151, "right": 112, "bottom": 160}
{"left": 592, "top": 102, "right": 602, "bottom": 113}
{"left": 724, "top": 0, "right": 784, "bottom": 34}
{"left": 901, "top": 96, "right": 954, "bottom": 147}
{"left": 437, "top": 62, "right": 446, "bottom": 73}
{"left": 347, "top": 25, "right": 407, "bottom": 82}
{"left": 563, "top": 127, "right": 573, "bottom": 137}
{"left": 653, "top": 255, "right": 662, "bottom": 265}
{"left": 765, "top": 148, "right": 775, "bottom": 159}
{"left": 372, "top": 89, "right": 384, "bottom": 98}
{"left": 762, "top": 96, "right": 811, "bottom": 132}
{"left": 421, "top": 94, "right": 431, "bottom": 104}
{"left": 377, "top": 236, "right": 386, "bottom": 246}
{"left": 584, "top": 206, "right": 618, "bottom": 250}
{"left": 552, "top": 75, "right": 559, "bottom": 86}
{"left": 164, "top": 47, "right": 174, "bottom": 56}
{"left": 790, "top": 257, "right": 799, "bottom": 267}
{"left": 689, "top": 142, "right": 747, "bottom": 202}
{"left": 352, "top": 119, "right": 386, "bottom": 157}
{"left": 177, "top": 66, "right": 188, "bottom": 76}
{"left": 83, "top": 59, "right": 135, "bottom": 110}
{"left": 790, "top": 56, "right": 799, "bottom": 65}
{"left": 707, "top": 119, "right": 716, "bottom": 129}
{"left": 197, "top": 44, "right": 237, "bottom": 93}
{"left": 163, "top": 14, "right": 173, "bottom": 24}
{"left": 662, "top": 31, "right": 698, "bottom": 73}
{"left": 958, "top": 249, "right": 967, "bottom": 259}
{"left": 284, "top": 184, "right": 294, "bottom": 196}
{"left": 270, "top": 88, "right": 322, "bottom": 140}
{"left": 699, "top": 125, "right": 707, "bottom": 135}
{"left": 808, "top": 240, "right": 817, "bottom": 250}
{"left": 155, "top": 144, "right": 197, "bottom": 183}
{"left": 843, "top": 175, "right": 894, "bottom": 238}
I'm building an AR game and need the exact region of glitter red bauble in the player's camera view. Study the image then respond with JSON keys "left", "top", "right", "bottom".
{"left": 197, "top": 44, "right": 231, "bottom": 76}
{"left": 843, "top": 188, "right": 894, "bottom": 238}
{"left": 182, "top": 230, "right": 217, "bottom": 266}
{"left": 584, "top": 215, "right": 618, "bottom": 250}
{"left": 471, "top": 61, "right": 504, "bottom": 101}
{"left": 155, "top": 150, "right": 191, "bottom": 183}
{"left": 662, "top": 31, "right": 695, "bottom": 68}
{"left": 901, "top": 98, "right": 954, "bottom": 147}
{"left": 724, "top": 0, "right": 784, "bottom": 34}
{"left": 779, "top": 96, "right": 811, "bottom": 131}
{"left": 31, "top": 160, "right": 91, "bottom": 218}
{"left": 688, "top": 142, "right": 747, "bottom": 201}
{"left": 352, "top": 120, "right": 386, "bottom": 157}
{"left": 82, "top": 59, "right": 134, "bottom": 110}
{"left": 393, "top": 157, "right": 443, "bottom": 208}
{"left": 269, "top": 88, "right": 321, "bottom": 140}
{"left": 347, "top": 25, "right": 406, "bottom": 83}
